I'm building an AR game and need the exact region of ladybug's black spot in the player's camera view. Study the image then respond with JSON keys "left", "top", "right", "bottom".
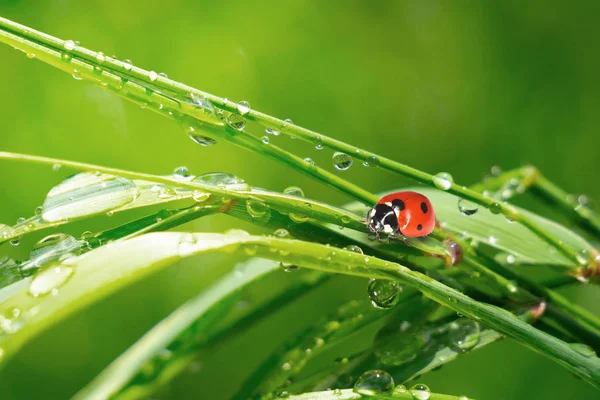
{"left": 417, "top": 224, "right": 423, "bottom": 231}
{"left": 420, "top": 201, "right": 428, "bottom": 214}
{"left": 392, "top": 199, "right": 405, "bottom": 211}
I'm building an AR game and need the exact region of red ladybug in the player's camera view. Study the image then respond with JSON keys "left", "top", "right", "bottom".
{"left": 366, "top": 191, "right": 435, "bottom": 238}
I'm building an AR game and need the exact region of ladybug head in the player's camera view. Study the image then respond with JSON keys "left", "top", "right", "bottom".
{"left": 366, "top": 203, "right": 399, "bottom": 235}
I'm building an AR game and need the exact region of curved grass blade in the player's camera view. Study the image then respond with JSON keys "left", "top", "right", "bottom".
{"left": 286, "top": 388, "right": 473, "bottom": 400}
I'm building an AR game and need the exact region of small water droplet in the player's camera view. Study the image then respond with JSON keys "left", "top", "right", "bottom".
{"left": 52, "top": 163, "right": 62, "bottom": 171}
{"left": 64, "top": 40, "right": 75, "bottom": 51}
{"left": 29, "top": 233, "right": 82, "bottom": 268}
{"left": 362, "top": 156, "right": 380, "bottom": 167}
{"left": 246, "top": 200, "right": 270, "bottom": 220}
{"left": 332, "top": 152, "right": 353, "bottom": 171}
{"left": 505, "top": 280, "right": 519, "bottom": 297}
{"left": 95, "top": 51, "right": 105, "bottom": 63}
{"left": 333, "top": 388, "right": 343, "bottom": 396}
{"left": 394, "top": 385, "right": 408, "bottom": 394}
{"left": 433, "top": 172, "right": 453, "bottom": 190}
{"left": 576, "top": 249, "right": 590, "bottom": 266}
{"left": 192, "top": 191, "right": 211, "bottom": 202}
{"left": 158, "top": 72, "right": 168, "bottom": 79}
{"left": 237, "top": 101, "right": 250, "bottom": 115}
{"left": 274, "top": 229, "right": 289, "bottom": 238}
{"left": 283, "top": 186, "right": 304, "bottom": 198}
{"left": 226, "top": 113, "right": 246, "bottom": 130}
{"left": 448, "top": 319, "right": 480, "bottom": 352}
{"left": 193, "top": 172, "right": 248, "bottom": 191}
{"left": 148, "top": 71, "right": 158, "bottom": 81}
{"left": 304, "top": 157, "right": 317, "bottom": 166}
{"left": 353, "top": 370, "right": 394, "bottom": 396}
{"left": 314, "top": 136, "right": 324, "bottom": 150}
{"left": 173, "top": 166, "right": 191, "bottom": 179}
{"left": 344, "top": 245, "right": 363, "bottom": 254}
{"left": 123, "top": 59, "right": 133, "bottom": 71}
{"left": 367, "top": 279, "right": 402, "bottom": 309}
{"left": 72, "top": 70, "right": 83, "bottom": 80}
{"left": 409, "top": 384, "right": 431, "bottom": 400}
{"left": 281, "top": 118, "right": 293, "bottom": 130}
{"left": 187, "top": 125, "right": 217, "bottom": 147}
{"left": 458, "top": 198, "right": 479, "bottom": 216}
{"left": 262, "top": 136, "right": 270, "bottom": 144}
{"left": 34, "top": 206, "right": 44, "bottom": 216}
{"left": 280, "top": 263, "right": 298, "bottom": 272}
{"left": 61, "top": 52, "right": 72, "bottom": 63}
{"left": 458, "top": 396, "right": 469, "bottom": 400}
{"left": 570, "top": 343, "right": 596, "bottom": 358}
{"left": 489, "top": 202, "right": 502, "bottom": 214}
{"left": 26, "top": 52, "right": 35, "bottom": 59}
{"left": 494, "top": 252, "right": 516, "bottom": 266}
{"left": 277, "top": 390, "right": 289, "bottom": 398}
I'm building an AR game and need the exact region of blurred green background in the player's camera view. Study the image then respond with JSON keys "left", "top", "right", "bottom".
{"left": 1, "top": 0, "right": 600, "bottom": 398}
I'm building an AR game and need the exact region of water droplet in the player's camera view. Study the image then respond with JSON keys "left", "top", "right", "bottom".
{"left": 61, "top": 52, "right": 72, "bottom": 63}
{"left": 41, "top": 172, "right": 139, "bottom": 222}
{"left": 458, "top": 396, "right": 469, "bottom": 400}
{"left": 193, "top": 172, "right": 248, "bottom": 191}
{"left": 280, "top": 263, "right": 298, "bottom": 272}
{"left": 148, "top": 71, "right": 158, "bottom": 81}
{"left": 246, "top": 200, "right": 270, "bottom": 220}
{"left": 344, "top": 245, "right": 363, "bottom": 254}
{"left": 570, "top": 343, "right": 596, "bottom": 357}
{"left": 123, "top": 59, "right": 133, "bottom": 71}
{"left": 458, "top": 198, "right": 479, "bottom": 216}
{"left": 489, "top": 202, "right": 502, "bottom": 214}
{"left": 52, "top": 163, "right": 62, "bottom": 172}
{"left": 281, "top": 118, "right": 293, "bottom": 130}
{"left": 178, "top": 233, "right": 197, "bottom": 257}
{"left": 332, "top": 152, "right": 353, "bottom": 171}
{"left": 448, "top": 319, "right": 480, "bottom": 352}
{"left": 29, "top": 264, "right": 74, "bottom": 297}
{"left": 95, "top": 51, "right": 105, "bottom": 63}
{"left": 314, "top": 136, "right": 324, "bottom": 150}
{"left": 353, "top": 370, "right": 394, "bottom": 396}
{"left": 158, "top": 72, "right": 168, "bottom": 79}
{"left": 333, "top": 388, "right": 343, "bottom": 396}
{"left": 505, "top": 280, "right": 520, "bottom": 297}
{"left": 188, "top": 126, "right": 217, "bottom": 147}
{"left": 274, "top": 229, "right": 289, "bottom": 238}
{"left": 576, "top": 249, "right": 590, "bottom": 266}
{"left": 29, "top": 233, "right": 82, "bottom": 268}
{"left": 289, "top": 212, "right": 309, "bottom": 223}
{"left": 488, "top": 236, "right": 497, "bottom": 245}
{"left": 394, "top": 385, "right": 408, "bottom": 394}
{"left": 81, "top": 231, "right": 101, "bottom": 249}
{"left": 64, "top": 40, "right": 75, "bottom": 50}
{"left": 304, "top": 157, "right": 317, "bottom": 167}
{"left": 494, "top": 252, "right": 516, "bottom": 266}
{"left": 362, "top": 156, "right": 380, "bottom": 167}
{"left": 367, "top": 279, "right": 402, "bottom": 309}
{"left": 262, "top": 136, "right": 270, "bottom": 144}
{"left": 72, "top": 70, "right": 83, "bottom": 80}
{"left": 374, "top": 321, "right": 430, "bottom": 365}
{"left": 432, "top": 172, "right": 453, "bottom": 190}
{"left": 173, "top": 166, "right": 191, "bottom": 179}
{"left": 26, "top": 52, "right": 35, "bottom": 59}
{"left": 192, "top": 191, "right": 211, "bottom": 202}
{"left": 277, "top": 390, "right": 289, "bottom": 398}
{"left": 226, "top": 113, "right": 246, "bottom": 130}
{"left": 409, "top": 384, "right": 431, "bottom": 400}
{"left": 283, "top": 186, "right": 304, "bottom": 198}
{"left": 237, "top": 101, "right": 250, "bottom": 115}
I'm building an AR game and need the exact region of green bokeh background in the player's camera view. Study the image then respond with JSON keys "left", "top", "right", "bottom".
{"left": 1, "top": 1, "right": 600, "bottom": 398}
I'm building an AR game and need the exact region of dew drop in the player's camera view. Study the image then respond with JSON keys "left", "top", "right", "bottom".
{"left": 304, "top": 157, "right": 317, "bottom": 167}
{"left": 274, "top": 229, "right": 290, "bottom": 238}
{"left": 95, "top": 52, "right": 105, "bottom": 63}
{"left": 226, "top": 113, "right": 246, "bottom": 130}
{"left": 34, "top": 206, "right": 44, "bottom": 216}
{"left": 394, "top": 385, "right": 408, "bottom": 394}
{"left": 494, "top": 252, "right": 516, "bottom": 266}
{"left": 173, "top": 166, "right": 191, "bottom": 179}
{"left": 570, "top": 343, "right": 596, "bottom": 358}
{"left": 192, "top": 191, "right": 211, "bottom": 202}
{"left": 188, "top": 130, "right": 217, "bottom": 147}
{"left": 283, "top": 186, "right": 304, "bottom": 198}
{"left": 29, "top": 264, "right": 75, "bottom": 297}
{"left": 72, "top": 70, "right": 83, "bottom": 80}
{"left": 237, "top": 101, "right": 250, "bottom": 115}
{"left": 314, "top": 136, "right": 324, "bottom": 150}
{"left": 576, "top": 249, "right": 590, "bottom": 266}
{"left": 367, "top": 279, "right": 402, "bottom": 310}
{"left": 353, "top": 370, "right": 394, "bottom": 396}
{"left": 409, "top": 384, "right": 431, "bottom": 400}
{"left": 52, "top": 163, "right": 62, "bottom": 171}
{"left": 280, "top": 263, "right": 298, "bottom": 272}
{"left": 158, "top": 72, "right": 168, "bottom": 79}
{"left": 281, "top": 118, "right": 293, "bottom": 130}
{"left": 362, "top": 156, "right": 380, "bottom": 167}
{"left": 246, "top": 200, "right": 270, "bottom": 219}
{"left": 489, "top": 202, "right": 502, "bottom": 214}
{"left": 193, "top": 172, "right": 248, "bottom": 191}
{"left": 26, "top": 52, "right": 35, "bottom": 59}
{"left": 148, "top": 71, "right": 158, "bottom": 81}
{"left": 41, "top": 172, "right": 139, "bottom": 222}
{"left": 262, "top": 136, "right": 270, "bottom": 144}
{"left": 448, "top": 319, "right": 480, "bottom": 352}
{"left": 432, "top": 172, "right": 453, "bottom": 191}
{"left": 61, "top": 53, "right": 72, "bottom": 63}
{"left": 123, "top": 59, "right": 133, "bottom": 71}
{"left": 458, "top": 198, "right": 479, "bottom": 216}
{"left": 29, "top": 233, "right": 82, "bottom": 268}
{"left": 344, "top": 245, "right": 363, "bottom": 254}
{"left": 332, "top": 152, "right": 353, "bottom": 171}
{"left": 64, "top": 40, "right": 75, "bottom": 50}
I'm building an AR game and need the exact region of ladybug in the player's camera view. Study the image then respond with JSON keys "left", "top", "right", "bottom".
{"left": 366, "top": 191, "right": 435, "bottom": 238}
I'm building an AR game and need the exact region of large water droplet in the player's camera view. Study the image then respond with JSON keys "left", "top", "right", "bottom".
{"left": 42, "top": 172, "right": 139, "bottom": 222}
{"left": 432, "top": 172, "right": 453, "bottom": 191}
{"left": 283, "top": 186, "right": 304, "bottom": 198}
{"left": 570, "top": 343, "right": 596, "bottom": 358}
{"left": 29, "top": 264, "right": 75, "bottom": 297}
{"left": 226, "top": 113, "right": 246, "bottom": 130}
{"left": 63, "top": 40, "right": 75, "bottom": 51}
{"left": 447, "top": 319, "right": 480, "bottom": 352}
{"left": 457, "top": 198, "right": 479, "bottom": 216}
{"left": 362, "top": 156, "right": 380, "bottom": 167}
{"left": 192, "top": 172, "right": 248, "bottom": 191}
{"left": 374, "top": 321, "right": 430, "bottom": 365}
{"left": 353, "top": 370, "right": 394, "bottom": 396}
{"left": 29, "top": 233, "right": 82, "bottom": 268}
{"left": 367, "top": 279, "right": 402, "bottom": 309}
{"left": 409, "top": 384, "right": 431, "bottom": 400}
{"left": 246, "top": 200, "right": 270, "bottom": 220}
{"left": 332, "top": 152, "right": 353, "bottom": 171}
{"left": 237, "top": 101, "right": 250, "bottom": 115}
{"left": 148, "top": 71, "right": 158, "bottom": 81}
